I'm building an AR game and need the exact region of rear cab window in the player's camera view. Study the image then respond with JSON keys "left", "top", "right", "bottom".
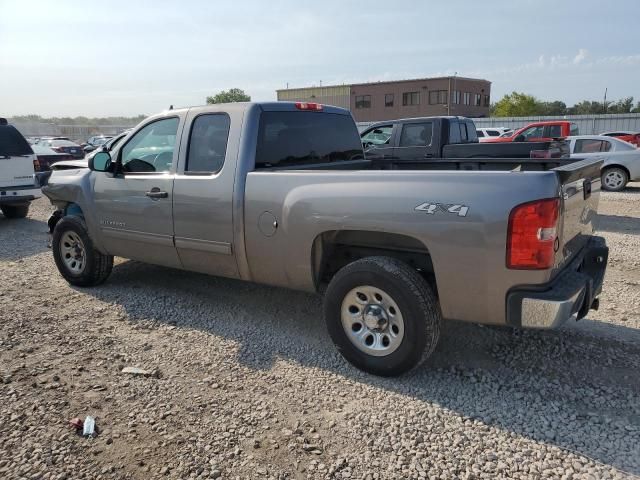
{"left": 399, "top": 123, "right": 433, "bottom": 147}
{"left": 186, "top": 114, "right": 230, "bottom": 174}
{"left": 255, "top": 112, "right": 363, "bottom": 169}
{"left": 0, "top": 125, "right": 33, "bottom": 157}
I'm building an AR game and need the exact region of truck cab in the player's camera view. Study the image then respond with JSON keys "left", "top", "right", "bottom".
{"left": 484, "top": 120, "right": 579, "bottom": 143}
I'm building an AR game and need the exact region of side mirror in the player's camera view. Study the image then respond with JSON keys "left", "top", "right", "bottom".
{"left": 514, "top": 135, "right": 525, "bottom": 142}
{"left": 90, "top": 151, "right": 112, "bottom": 172}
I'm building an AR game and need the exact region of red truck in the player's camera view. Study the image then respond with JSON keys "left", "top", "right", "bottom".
{"left": 484, "top": 120, "right": 579, "bottom": 143}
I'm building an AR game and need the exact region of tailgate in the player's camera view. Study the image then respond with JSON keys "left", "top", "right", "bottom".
{"left": 0, "top": 154, "right": 36, "bottom": 188}
{"left": 553, "top": 157, "right": 603, "bottom": 270}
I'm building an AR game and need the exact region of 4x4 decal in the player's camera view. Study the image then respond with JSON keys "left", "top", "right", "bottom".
{"left": 415, "top": 202, "right": 469, "bottom": 217}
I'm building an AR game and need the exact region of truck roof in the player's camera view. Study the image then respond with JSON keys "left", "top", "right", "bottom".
{"left": 154, "top": 102, "right": 352, "bottom": 118}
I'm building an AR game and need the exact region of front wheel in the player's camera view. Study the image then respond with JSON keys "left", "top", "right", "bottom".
{"left": 52, "top": 216, "right": 113, "bottom": 286}
{"left": 324, "top": 256, "right": 441, "bottom": 376}
{"left": 1, "top": 204, "right": 29, "bottom": 219}
{"left": 601, "top": 167, "right": 628, "bottom": 192}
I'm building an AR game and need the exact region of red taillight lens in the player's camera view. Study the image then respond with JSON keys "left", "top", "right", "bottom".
{"left": 33, "top": 158, "right": 41, "bottom": 171}
{"left": 295, "top": 102, "right": 323, "bottom": 111}
{"left": 507, "top": 198, "right": 559, "bottom": 269}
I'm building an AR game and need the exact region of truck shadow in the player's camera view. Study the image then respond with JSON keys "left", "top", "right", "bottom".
{"left": 83, "top": 260, "right": 640, "bottom": 475}
{"left": 596, "top": 214, "right": 640, "bottom": 235}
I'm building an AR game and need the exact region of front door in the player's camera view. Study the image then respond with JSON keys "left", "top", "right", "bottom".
{"left": 93, "top": 116, "right": 183, "bottom": 268}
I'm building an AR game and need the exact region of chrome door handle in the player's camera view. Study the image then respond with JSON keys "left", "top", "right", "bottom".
{"left": 145, "top": 188, "right": 168, "bottom": 199}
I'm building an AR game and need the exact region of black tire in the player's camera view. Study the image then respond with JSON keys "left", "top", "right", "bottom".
{"left": 1, "top": 204, "right": 29, "bottom": 219}
{"left": 324, "top": 256, "right": 441, "bottom": 376}
{"left": 601, "top": 167, "right": 628, "bottom": 192}
{"left": 52, "top": 216, "right": 113, "bottom": 287}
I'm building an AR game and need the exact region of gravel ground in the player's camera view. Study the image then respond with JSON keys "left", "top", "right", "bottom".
{"left": 1, "top": 186, "right": 639, "bottom": 480}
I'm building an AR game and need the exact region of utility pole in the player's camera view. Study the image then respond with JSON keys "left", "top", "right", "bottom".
{"left": 603, "top": 87, "right": 608, "bottom": 114}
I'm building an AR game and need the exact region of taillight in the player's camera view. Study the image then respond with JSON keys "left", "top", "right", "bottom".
{"left": 51, "top": 147, "right": 63, "bottom": 153}
{"left": 33, "top": 158, "right": 41, "bottom": 172}
{"left": 295, "top": 102, "right": 323, "bottom": 111}
{"left": 507, "top": 198, "right": 559, "bottom": 269}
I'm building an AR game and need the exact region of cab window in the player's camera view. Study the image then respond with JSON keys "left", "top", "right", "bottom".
{"left": 361, "top": 125, "right": 393, "bottom": 146}
{"left": 120, "top": 118, "right": 179, "bottom": 173}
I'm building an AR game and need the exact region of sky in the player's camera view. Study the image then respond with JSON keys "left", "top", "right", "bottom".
{"left": 1, "top": 0, "right": 639, "bottom": 117}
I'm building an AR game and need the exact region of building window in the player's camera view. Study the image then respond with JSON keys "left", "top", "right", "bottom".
{"left": 483, "top": 95, "right": 490, "bottom": 107}
{"left": 452, "top": 90, "right": 460, "bottom": 105}
{"left": 355, "top": 95, "right": 371, "bottom": 109}
{"left": 474, "top": 94, "right": 481, "bottom": 106}
{"left": 402, "top": 91, "right": 420, "bottom": 106}
{"left": 429, "top": 90, "right": 448, "bottom": 105}
{"left": 385, "top": 94, "right": 394, "bottom": 107}
{"left": 463, "top": 92, "right": 471, "bottom": 105}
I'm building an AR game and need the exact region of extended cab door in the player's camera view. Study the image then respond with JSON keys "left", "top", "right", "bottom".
{"left": 92, "top": 115, "right": 183, "bottom": 268}
{"left": 171, "top": 107, "right": 240, "bottom": 278}
{"left": 393, "top": 121, "right": 438, "bottom": 161}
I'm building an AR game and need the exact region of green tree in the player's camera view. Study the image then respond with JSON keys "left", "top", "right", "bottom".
{"left": 607, "top": 97, "right": 634, "bottom": 114}
{"left": 538, "top": 101, "right": 567, "bottom": 116}
{"left": 206, "top": 88, "right": 251, "bottom": 104}
{"left": 567, "top": 100, "right": 603, "bottom": 115}
{"left": 492, "top": 92, "right": 540, "bottom": 117}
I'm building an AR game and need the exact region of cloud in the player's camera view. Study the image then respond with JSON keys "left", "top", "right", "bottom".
{"left": 573, "top": 49, "right": 588, "bottom": 64}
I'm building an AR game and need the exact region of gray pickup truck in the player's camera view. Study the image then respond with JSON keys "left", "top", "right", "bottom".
{"left": 43, "top": 102, "right": 608, "bottom": 376}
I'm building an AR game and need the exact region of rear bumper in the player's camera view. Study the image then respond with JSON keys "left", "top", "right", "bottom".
{"left": 506, "top": 236, "right": 608, "bottom": 329}
{"left": 0, "top": 186, "right": 41, "bottom": 204}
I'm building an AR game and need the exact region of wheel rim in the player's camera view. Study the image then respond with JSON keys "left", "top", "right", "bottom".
{"left": 340, "top": 285, "right": 405, "bottom": 357}
{"left": 604, "top": 170, "right": 624, "bottom": 189}
{"left": 60, "top": 231, "right": 86, "bottom": 274}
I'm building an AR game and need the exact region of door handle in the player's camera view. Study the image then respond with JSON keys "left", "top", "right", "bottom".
{"left": 145, "top": 188, "right": 168, "bottom": 199}
{"left": 424, "top": 153, "right": 434, "bottom": 158}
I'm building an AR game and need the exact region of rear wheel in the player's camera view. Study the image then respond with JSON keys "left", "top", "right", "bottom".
{"left": 52, "top": 216, "right": 113, "bottom": 286}
{"left": 324, "top": 256, "right": 441, "bottom": 376}
{"left": 601, "top": 167, "right": 628, "bottom": 192}
{"left": 1, "top": 204, "right": 29, "bottom": 219}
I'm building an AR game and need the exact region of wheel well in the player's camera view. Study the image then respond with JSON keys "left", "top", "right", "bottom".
{"left": 312, "top": 230, "right": 437, "bottom": 294}
{"left": 48, "top": 203, "right": 84, "bottom": 233}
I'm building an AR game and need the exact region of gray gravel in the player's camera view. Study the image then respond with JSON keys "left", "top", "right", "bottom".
{"left": 1, "top": 186, "right": 639, "bottom": 480}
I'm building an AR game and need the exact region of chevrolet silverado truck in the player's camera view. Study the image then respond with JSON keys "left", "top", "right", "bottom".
{"left": 42, "top": 102, "right": 608, "bottom": 376}
{"left": 0, "top": 118, "right": 41, "bottom": 218}
{"left": 360, "top": 116, "right": 569, "bottom": 164}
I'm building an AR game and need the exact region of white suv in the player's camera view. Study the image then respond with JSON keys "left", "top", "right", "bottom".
{"left": 476, "top": 127, "right": 513, "bottom": 142}
{"left": 0, "top": 118, "right": 41, "bottom": 218}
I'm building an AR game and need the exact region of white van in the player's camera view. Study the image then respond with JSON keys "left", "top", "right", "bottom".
{"left": 0, "top": 118, "right": 41, "bottom": 218}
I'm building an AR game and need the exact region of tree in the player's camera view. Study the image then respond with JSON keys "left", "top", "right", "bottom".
{"left": 567, "top": 100, "right": 603, "bottom": 115}
{"left": 538, "top": 101, "right": 567, "bottom": 116}
{"left": 206, "top": 88, "right": 251, "bottom": 104}
{"left": 607, "top": 97, "right": 634, "bottom": 114}
{"left": 492, "top": 92, "right": 540, "bottom": 117}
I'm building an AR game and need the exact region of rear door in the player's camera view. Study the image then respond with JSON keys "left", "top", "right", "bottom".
{"left": 393, "top": 121, "right": 438, "bottom": 161}
{"left": 92, "top": 115, "right": 184, "bottom": 268}
{"left": 0, "top": 124, "right": 36, "bottom": 188}
{"left": 172, "top": 108, "right": 240, "bottom": 278}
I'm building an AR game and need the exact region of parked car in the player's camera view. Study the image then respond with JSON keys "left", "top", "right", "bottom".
{"left": 599, "top": 131, "right": 640, "bottom": 147}
{"left": 483, "top": 121, "right": 579, "bottom": 143}
{"left": 360, "top": 116, "right": 569, "bottom": 162}
{"left": 476, "top": 127, "right": 512, "bottom": 142}
{"left": 83, "top": 135, "right": 114, "bottom": 154}
{"left": 32, "top": 144, "right": 75, "bottom": 172}
{"left": 38, "top": 139, "right": 84, "bottom": 159}
{"left": 38, "top": 131, "right": 132, "bottom": 186}
{"left": 43, "top": 102, "right": 608, "bottom": 376}
{"left": 0, "top": 117, "right": 41, "bottom": 218}
{"left": 568, "top": 135, "right": 640, "bottom": 191}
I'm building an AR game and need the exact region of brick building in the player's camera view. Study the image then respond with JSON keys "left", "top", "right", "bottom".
{"left": 277, "top": 76, "right": 491, "bottom": 122}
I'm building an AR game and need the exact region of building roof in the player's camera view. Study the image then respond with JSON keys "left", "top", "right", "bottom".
{"left": 276, "top": 76, "right": 491, "bottom": 93}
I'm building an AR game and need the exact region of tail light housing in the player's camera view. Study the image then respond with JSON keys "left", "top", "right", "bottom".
{"left": 295, "top": 102, "right": 323, "bottom": 111}
{"left": 507, "top": 198, "right": 560, "bottom": 269}
{"left": 33, "top": 158, "right": 41, "bottom": 172}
